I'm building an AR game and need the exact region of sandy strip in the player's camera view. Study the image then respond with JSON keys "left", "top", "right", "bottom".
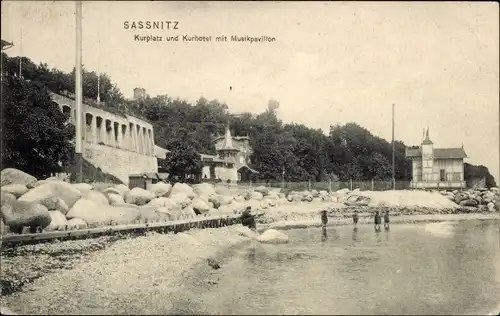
{"left": 0, "top": 226, "right": 252, "bottom": 315}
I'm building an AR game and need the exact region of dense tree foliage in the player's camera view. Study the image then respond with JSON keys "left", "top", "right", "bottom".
{"left": 464, "top": 163, "right": 497, "bottom": 188}
{"left": 1, "top": 53, "right": 496, "bottom": 186}
{"left": 1, "top": 75, "right": 75, "bottom": 178}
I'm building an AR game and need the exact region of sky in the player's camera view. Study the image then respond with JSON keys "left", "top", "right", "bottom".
{"left": 2, "top": 1, "right": 499, "bottom": 183}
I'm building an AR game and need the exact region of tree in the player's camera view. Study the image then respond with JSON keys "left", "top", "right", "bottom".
{"left": 1, "top": 75, "right": 75, "bottom": 179}
{"left": 161, "top": 132, "right": 203, "bottom": 182}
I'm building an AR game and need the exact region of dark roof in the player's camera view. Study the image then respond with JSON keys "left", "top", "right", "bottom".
{"left": 406, "top": 147, "right": 468, "bottom": 159}
{"left": 237, "top": 165, "right": 259, "bottom": 174}
{"left": 1, "top": 39, "right": 14, "bottom": 50}
{"left": 218, "top": 126, "right": 239, "bottom": 151}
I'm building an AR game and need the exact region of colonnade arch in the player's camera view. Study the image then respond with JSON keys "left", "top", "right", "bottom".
{"left": 55, "top": 102, "right": 155, "bottom": 156}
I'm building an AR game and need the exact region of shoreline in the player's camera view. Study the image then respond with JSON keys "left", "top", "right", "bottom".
{"left": 1, "top": 211, "right": 499, "bottom": 315}
{"left": 258, "top": 212, "right": 500, "bottom": 232}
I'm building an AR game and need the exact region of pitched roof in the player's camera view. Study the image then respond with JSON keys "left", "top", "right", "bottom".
{"left": 218, "top": 126, "right": 239, "bottom": 151}
{"left": 406, "top": 147, "right": 468, "bottom": 159}
{"left": 237, "top": 164, "right": 259, "bottom": 174}
{"left": 422, "top": 128, "right": 433, "bottom": 145}
{"left": 1, "top": 39, "right": 14, "bottom": 50}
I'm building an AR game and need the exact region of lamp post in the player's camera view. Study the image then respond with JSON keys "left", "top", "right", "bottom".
{"left": 74, "top": 0, "right": 84, "bottom": 183}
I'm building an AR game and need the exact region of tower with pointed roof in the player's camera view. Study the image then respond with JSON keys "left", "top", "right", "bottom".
{"left": 421, "top": 127, "right": 434, "bottom": 181}
{"left": 217, "top": 125, "right": 239, "bottom": 163}
{"left": 406, "top": 126, "right": 467, "bottom": 189}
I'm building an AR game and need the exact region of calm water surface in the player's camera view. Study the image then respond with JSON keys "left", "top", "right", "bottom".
{"left": 174, "top": 219, "right": 500, "bottom": 315}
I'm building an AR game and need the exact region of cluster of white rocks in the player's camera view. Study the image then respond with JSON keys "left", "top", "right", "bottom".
{"left": 0, "top": 168, "right": 338, "bottom": 235}
{"left": 2, "top": 167, "right": 499, "bottom": 235}
{"left": 440, "top": 187, "right": 500, "bottom": 212}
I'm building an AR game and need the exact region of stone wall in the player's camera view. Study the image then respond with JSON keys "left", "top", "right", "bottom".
{"left": 51, "top": 93, "right": 158, "bottom": 184}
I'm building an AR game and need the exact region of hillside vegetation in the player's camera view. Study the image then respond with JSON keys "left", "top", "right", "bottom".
{"left": 1, "top": 52, "right": 496, "bottom": 187}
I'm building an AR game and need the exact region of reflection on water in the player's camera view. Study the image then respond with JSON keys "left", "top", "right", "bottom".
{"left": 178, "top": 220, "right": 500, "bottom": 315}
{"left": 321, "top": 226, "right": 327, "bottom": 242}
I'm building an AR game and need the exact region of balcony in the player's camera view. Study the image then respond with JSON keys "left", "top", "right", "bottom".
{"left": 410, "top": 180, "right": 466, "bottom": 190}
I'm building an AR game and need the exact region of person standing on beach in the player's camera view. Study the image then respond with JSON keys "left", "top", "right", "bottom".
{"left": 374, "top": 210, "right": 381, "bottom": 230}
{"left": 384, "top": 210, "right": 390, "bottom": 229}
{"left": 352, "top": 210, "right": 359, "bottom": 226}
{"left": 241, "top": 206, "right": 257, "bottom": 231}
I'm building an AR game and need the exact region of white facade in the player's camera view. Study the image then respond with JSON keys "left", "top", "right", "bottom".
{"left": 406, "top": 129, "right": 467, "bottom": 189}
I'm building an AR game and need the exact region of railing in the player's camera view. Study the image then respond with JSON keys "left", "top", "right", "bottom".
{"left": 235, "top": 180, "right": 412, "bottom": 192}
{"left": 1, "top": 214, "right": 242, "bottom": 248}
{"left": 410, "top": 181, "right": 466, "bottom": 190}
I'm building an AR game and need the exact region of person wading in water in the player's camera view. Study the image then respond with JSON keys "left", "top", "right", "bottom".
{"left": 352, "top": 210, "right": 359, "bottom": 226}
{"left": 384, "top": 210, "right": 390, "bottom": 230}
{"left": 374, "top": 210, "right": 382, "bottom": 231}
{"left": 320, "top": 210, "right": 328, "bottom": 228}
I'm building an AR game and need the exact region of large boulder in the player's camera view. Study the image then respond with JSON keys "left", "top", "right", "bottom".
{"left": 487, "top": 202, "right": 496, "bottom": 212}
{"left": 1, "top": 200, "right": 51, "bottom": 233}
{"left": 345, "top": 195, "right": 371, "bottom": 206}
{"left": 244, "top": 199, "right": 263, "bottom": 211}
{"left": 107, "top": 193, "right": 125, "bottom": 205}
{"left": 250, "top": 191, "right": 264, "bottom": 201}
{"left": 459, "top": 199, "right": 479, "bottom": 207}
{"left": 148, "top": 182, "right": 172, "bottom": 197}
{"left": 191, "top": 198, "right": 211, "bottom": 215}
{"left": 169, "top": 192, "right": 191, "bottom": 208}
{"left": 259, "top": 229, "right": 289, "bottom": 244}
{"left": 82, "top": 190, "right": 109, "bottom": 205}
{"left": 44, "top": 211, "right": 70, "bottom": 231}
{"left": 113, "top": 184, "right": 130, "bottom": 197}
{"left": 1, "top": 191, "right": 17, "bottom": 205}
{"left": 18, "top": 181, "right": 82, "bottom": 210}
{"left": 209, "top": 195, "right": 234, "bottom": 208}
{"left": 170, "top": 183, "right": 196, "bottom": 199}
{"left": 102, "top": 184, "right": 130, "bottom": 198}
{"left": 72, "top": 183, "right": 94, "bottom": 194}
{"left": 302, "top": 194, "right": 313, "bottom": 202}
{"left": 234, "top": 195, "right": 246, "bottom": 203}
{"left": 218, "top": 204, "right": 234, "bottom": 214}
{"left": 163, "top": 198, "right": 182, "bottom": 211}
{"left": 147, "top": 197, "right": 170, "bottom": 207}
{"left": 1, "top": 168, "right": 37, "bottom": 188}
{"left": 237, "top": 226, "right": 260, "bottom": 240}
{"left": 454, "top": 193, "right": 469, "bottom": 204}
{"left": 67, "top": 217, "right": 88, "bottom": 230}
{"left": 137, "top": 206, "right": 172, "bottom": 223}
{"left": 193, "top": 183, "right": 216, "bottom": 197}
{"left": 181, "top": 206, "right": 197, "bottom": 219}
{"left": 66, "top": 199, "right": 141, "bottom": 226}
{"left": 265, "top": 194, "right": 279, "bottom": 201}
{"left": 1, "top": 184, "right": 29, "bottom": 198}
{"left": 124, "top": 187, "right": 156, "bottom": 206}
{"left": 336, "top": 188, "right": 350, "bottom": 195}
{"left": 254, "top": 186, "right": 269, "bottom": 195}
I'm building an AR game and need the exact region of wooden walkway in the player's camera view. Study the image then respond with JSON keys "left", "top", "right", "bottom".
{"left": 1, "top": 214, "right": 242, "bottom": 248}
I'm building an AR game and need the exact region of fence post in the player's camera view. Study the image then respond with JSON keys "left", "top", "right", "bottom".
{"left": 350, "top": 179, "right": 353, "bottom": 191}
{"left": 371, "top": 179, "right": 374, "bottom": 191}
{"left": 329, "top": 179, "right": 332, "bottom": 192}
{"left": 308, "top": 180, "right": 311, "bottom": 192}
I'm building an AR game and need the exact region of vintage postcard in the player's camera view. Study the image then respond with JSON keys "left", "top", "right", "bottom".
{"left": 1, "top": 1, "right": 499, "bottom": 315}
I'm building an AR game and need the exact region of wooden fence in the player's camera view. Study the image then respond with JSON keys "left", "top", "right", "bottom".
{"left": 237, "top": 180, "right": 412, "bottom": 192}
{"left": 1, "top": 214, "right": 242, "bottom": 248}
